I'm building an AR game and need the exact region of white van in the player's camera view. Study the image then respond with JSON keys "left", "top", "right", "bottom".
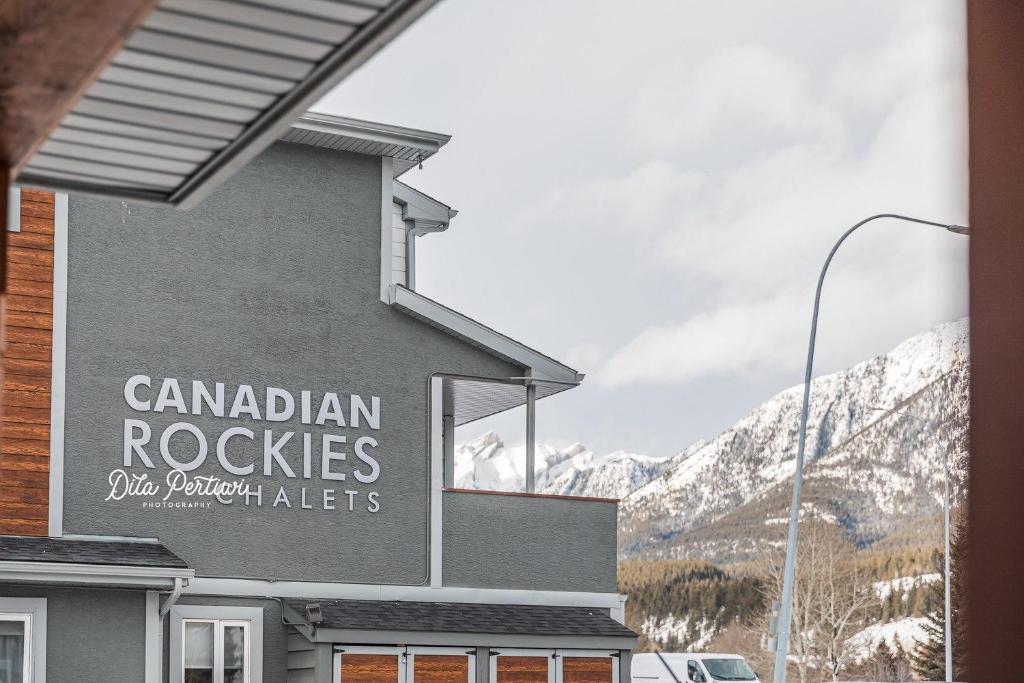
{"left": 631, "top": 652, "right": 760, "bottom": 683}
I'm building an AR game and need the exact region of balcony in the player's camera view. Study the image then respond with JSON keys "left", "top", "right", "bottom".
{"left": 442, "top": 488, "right": 618, "bottom": 593}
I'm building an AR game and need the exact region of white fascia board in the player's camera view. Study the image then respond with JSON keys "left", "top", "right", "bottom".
{"left": 294, "top": 112, "right": 450, "bottom": 155}
{"left": 0, "top": 561, "right": 194, "bottom": 588}
{"left": 389, "top": 286, "right": 582, "bottom": 385}
{"left": 393, "top": 181, "right": 455, "bottom": 232}
{"left": 183, "top": 577, "right": 623, "bottom": 610}
{"left": 315, "top": 629, "right": 636, "bottom": 650}
{"left": 172, "top": 0, "right": 446, "bottom": 209}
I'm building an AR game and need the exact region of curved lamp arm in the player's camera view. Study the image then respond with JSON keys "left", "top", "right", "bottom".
{"left": 772, "top": 213, "right": 968, "bottom": 683}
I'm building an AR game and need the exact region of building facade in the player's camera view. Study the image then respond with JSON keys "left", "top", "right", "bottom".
{"left": 0, "top": 114, "right": 635, "bottom": 683}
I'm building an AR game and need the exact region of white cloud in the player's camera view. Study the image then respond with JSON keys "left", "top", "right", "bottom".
{"left": 627, "top": 44, "right": 843, "bottom": 154}
{"left": 564, "top": 342, "right": 605, "bottom": 373}
{"left": 596, "top": 290, "right": 805, "bottom": 387}
{"left": 587, "top": 14, "right": 967, "bottom": 389}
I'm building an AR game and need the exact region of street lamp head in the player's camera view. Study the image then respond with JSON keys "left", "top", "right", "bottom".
{"left": 946, "top": 224, "right": 970, "bottom": 235}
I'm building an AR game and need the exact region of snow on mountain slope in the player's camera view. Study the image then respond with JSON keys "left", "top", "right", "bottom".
{"left": 619, "top": 318, "right": 969, "bottom": 563}
{"left": 847, "top": 617, "right": 930, "bottom": 662}
{"left": 454, "top": 432, "right": 668, "bottom": 500}
{"left": 456, "top": 319, "right": 968, "bottom": 565}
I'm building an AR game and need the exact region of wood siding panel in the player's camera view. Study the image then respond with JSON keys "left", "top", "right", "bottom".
{"left": 0, "top": 190, "right": 55, "bottom": 535}
{"left": 412, "top": 655, "right": 470, "bottom": 683}
{"left": 495, "top": 657, "right": 549, "bottom": 683}
{"left": 562, "top": 658, "right": 613, "bottom": 683}
{"left": 340, "top": 654, "right": 401, "bottom": 682}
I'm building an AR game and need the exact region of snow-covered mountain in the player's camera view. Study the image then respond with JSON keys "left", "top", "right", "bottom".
{"left": 619, "top": 318, "right": 969, "bottom": 563}
{"left": 456, "top": 318, "right": 969, "bottom": 565}
{"left": 454, "top": 432, "right": 669, "bottom": 501}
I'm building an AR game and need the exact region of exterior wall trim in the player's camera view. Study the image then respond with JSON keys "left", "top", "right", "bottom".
{"left": 443, "top": 488, "right": 619, "bottom": 505}
{"left": 0, "top": 596, "right": 46, "bottom": 683}
{"left": 145, "top": 591, "right": 161, "bottom": 683}
{"left": 47, "top": 192, "right": 69, "bottom": 537}
{"left": 0, "top": 560, "right": 194, "bottom": 587}
{"left": 380, "top": 156, "right": 395, "bottom": 302}
{"left": 182, "top": 578, "right": 624, "bottom": 610}
{"left": 6, "top": 186, "right": 20, "bottom": 232}
{"left": 429, "top": 375, "right": 444, "bottom": 588}
{"left": 168, "top": 604, "right": 264, "bottom": 683}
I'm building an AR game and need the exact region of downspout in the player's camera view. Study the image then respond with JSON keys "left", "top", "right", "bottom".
{"left": 160, "top": 577, "right": 184, "bottom": 617}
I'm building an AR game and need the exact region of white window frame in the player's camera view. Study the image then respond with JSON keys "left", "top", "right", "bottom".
{"left": 489, "top": 648, "right": 556, "bottom": 683}
{"left": 554, "top": 649, "right": 620, "bottom": 683}
{"left": 407, "top": 646, "right": 475, "bottom": 683}
{"left": 180, "top": 618, "right": 251, "bottom": 683}
{"left": 333, "top": 645, "right": 407, "bottom": 683}
{"left": 0, "top": 597, "right": 46, "bottom": 683}
{"left": 169, "top": 605, "right": 262, "bottom": 683}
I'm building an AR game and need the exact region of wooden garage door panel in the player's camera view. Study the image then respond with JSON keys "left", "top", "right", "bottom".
{"left": 340, "top": 654, "right": 400, "bottom": 683}
{"left": 562, "top": 657, "right": 613, "bottom": 683}
{"left": 495, "top": 656, "right": 548, "bottom": 683}
{"left": 413, "top": 654, "right": 469, "bottom": 682}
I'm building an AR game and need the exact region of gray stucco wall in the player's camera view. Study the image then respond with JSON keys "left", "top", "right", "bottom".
{"left": 62, "top": 141, "right": 519, "bottom": 584}
{"left": 165, "top": 596, "right": 287, "bottom": 683}
{"left": 442, "top": 492, "right": 619, "bottom": 592}
{"left": 1, "top": 585, "right": 146, "bottom": 683}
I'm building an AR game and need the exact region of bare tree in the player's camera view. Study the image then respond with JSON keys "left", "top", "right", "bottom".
{"left": 760, "top": 519, "right": 875, "bottom": 682}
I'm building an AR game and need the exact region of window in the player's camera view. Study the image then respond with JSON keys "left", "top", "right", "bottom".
{"left": 686, "top": 661, "right": 705, "bottom": 683}
{"left": 0, "top": 598, "right": 45, "bottom": 683}
{"left": 183, "top": 619, "right": 249, "bottom": 683}
{"left": 171, "top": 606, "right": 262, "bottom": 683}
{"left": 0, "top": 614, "right": 29, "bottom": 683}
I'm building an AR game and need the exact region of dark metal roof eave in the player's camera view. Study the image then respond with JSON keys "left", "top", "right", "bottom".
{"left": 169, "top": 0, "right": 445, "bottom": 210}
{"left": 16, "top": 0, "right": 445, "bottom": 208}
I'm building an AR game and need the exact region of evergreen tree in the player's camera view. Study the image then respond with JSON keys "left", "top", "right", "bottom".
{"left": 912, "top": 513, "right": 968, "bottom": 680}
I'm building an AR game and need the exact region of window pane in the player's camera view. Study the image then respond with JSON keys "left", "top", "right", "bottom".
{"left": 184, "top": 621, "right": 214, "bottom": 683}
{"left": 340, "top": 654, "right": 401, "bottom": 682}
{"left": 414, "top": 654, "right": 469, "bottom": 682}
{"left": 496, "top": 656, "right": 548, "bottom": 683}
{"left": 0, "top": 620, "right": 25, "bottom": 683}
{"left": 563, "top": 657, "right": 613, "bottom": 683}
{"left": 223, "top": 625, "right": 247, "bottom": 683}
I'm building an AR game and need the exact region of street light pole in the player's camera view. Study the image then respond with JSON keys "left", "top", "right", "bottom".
{"left": 772, "top": 214, "right": 968, "bottom": 683}
{"left": 943, "top": 443, "right": 953, "bottom": 681}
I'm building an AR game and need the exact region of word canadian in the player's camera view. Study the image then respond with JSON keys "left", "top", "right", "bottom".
{"left": 121, "top": 375, "right": 383, "bottom": 484}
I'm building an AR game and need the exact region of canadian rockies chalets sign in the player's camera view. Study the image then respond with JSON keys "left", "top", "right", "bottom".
{"left": 107, "top": 375, "right": 383, "bottom": 513}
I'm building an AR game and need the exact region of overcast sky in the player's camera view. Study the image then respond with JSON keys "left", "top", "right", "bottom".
{"left": 318, "top": 0, "right": 968, "bottom": 457}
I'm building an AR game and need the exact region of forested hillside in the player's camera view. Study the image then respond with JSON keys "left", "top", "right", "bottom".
{"left": 621, "top": 548, "right": 945, "bottom": 653}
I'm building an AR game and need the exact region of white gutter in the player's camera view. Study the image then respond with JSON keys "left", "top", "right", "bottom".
{"left": 0, "top": 561, "right": 194, "bottom": 588}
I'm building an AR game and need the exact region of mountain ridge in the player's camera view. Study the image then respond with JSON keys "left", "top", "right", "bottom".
{"left": 455, "top": 318, "right": 968, "bottom": 564}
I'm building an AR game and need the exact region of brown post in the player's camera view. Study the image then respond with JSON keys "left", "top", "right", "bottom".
{"left": 966, "top": 1, "right": 1024, "bottom": 680}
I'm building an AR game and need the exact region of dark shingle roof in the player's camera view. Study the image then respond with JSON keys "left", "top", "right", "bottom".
{"left": 287, "top": 599, "right": 635, "bottom": 638}
{"left": 0, "top": 535, "right": 188, "bottom": 568}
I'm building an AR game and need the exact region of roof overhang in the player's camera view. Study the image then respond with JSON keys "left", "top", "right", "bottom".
{"left": 15, "top": 0, "right": 443, "bottom": 208}
{"left": 393, "top": 180, "right": 457, "bottom": 232}
{"left": 285, "top": 113, "right": 450, "bottom": 178}
{"left": 0, "top": 560, "right": 194, "bottom": 589}
{"left": 283, "top": 599, "right": 637, "bottom": 649}
{"left": 315, "top": 629, "right": 636, "bottom": 649}
{"left": 0, "top": 534, "right": 192, "bottom": 588}
{"left": 389, "top": 286, "right": 583, "bottom": 386}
